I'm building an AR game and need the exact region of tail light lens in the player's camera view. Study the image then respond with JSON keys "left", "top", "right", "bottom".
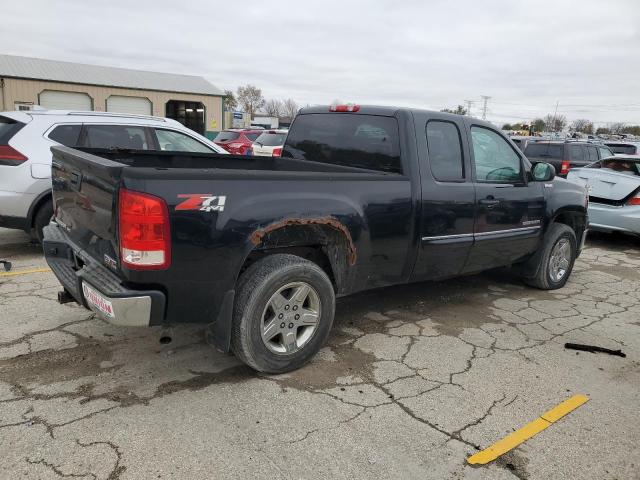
{"left": 272, "top": 147, "right": 282, "bottom": 157}
{"left": 628, "top": 192, "right": 640, "bottom": 206}
{"left": 0, "top": 145, "right": 28, "bottom": 166}
{"left": 119, "top": 189, "right": 171, "bottom": 270}
{"left": 560, "top": 160, "right": 570, "bottom": 175}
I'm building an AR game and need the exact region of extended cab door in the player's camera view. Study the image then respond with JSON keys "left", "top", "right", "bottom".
{"left": 463, "top": 122, "right": 545, "bottom": 273}
{"left": 411, "top": 113, "right": 475, "bottom": 281}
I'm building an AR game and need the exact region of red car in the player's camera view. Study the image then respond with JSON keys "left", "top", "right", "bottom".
{"left": 213, "top": 129, "right": 263, "bottom": 155}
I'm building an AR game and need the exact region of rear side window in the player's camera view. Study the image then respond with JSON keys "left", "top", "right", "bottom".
{"left": 586, "top": 146, "right": 598, "bottom": 162}
{"left": 84, "top": 125, "right": 149, "bottom": 150}
{"left": 214, "top": 131, "right": 240, "bottom": 142}
{"left": 245, "top": 133, "right": 261, "bottom": 141}
{"left": 0, "top": 116, "right": 25, "bottom": 144}
{"left": 49, "top": 125, "right": 81, "bottom": 146}
{"left": 569, "top": 145, "right": 585, "bottom": 161}
{"left": 524, "top": 143, "right": 563, "bottom": 159}
{"left": 153, "top": 129, "right": 213, "bottom": 153}
{"left": 283, "top": 113, "right": 402, "bottom": 173}
{"left": 426, "top": 121, "right": 464, "bottom": 181}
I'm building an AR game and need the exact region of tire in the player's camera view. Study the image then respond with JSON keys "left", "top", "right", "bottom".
{"left": 33, "top": 199, "right": 53, "bottom": 244}
{"left": 523, "top": 223, "right": 577, "bottom": 290}
{"left": 231, "top": 254, "right": 335, "bottom": 374}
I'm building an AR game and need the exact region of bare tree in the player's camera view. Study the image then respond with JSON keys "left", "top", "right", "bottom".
{"left": 282, "top": 98, "right": 299, "bottom": 119}
{"left": 223, "top": 90, "right": 237, "bottom": 111}
{"left": 570, "top": 119, "right": 593, "bottom": 134}
{"left": 543, "top": 114, "right": 567, "bottom": 132}
{"left": 264, "top": 99, "right": 284, "bottom": 118}
{"left": 236, "top": 85, "right": 265, "bottom": 118}
{"left": 610, "top": 122, "right": 626, "bottom": 134}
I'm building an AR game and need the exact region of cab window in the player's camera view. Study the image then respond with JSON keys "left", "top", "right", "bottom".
{"left": 426, "top": 121, "right": 464, "bottom": 182}
{"left": 470, "top": 126, "right": 521, "bottom": 182}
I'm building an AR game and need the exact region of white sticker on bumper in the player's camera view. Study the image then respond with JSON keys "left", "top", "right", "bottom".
{"left": 82, "top": 283, "right": 115, "bottom": 318}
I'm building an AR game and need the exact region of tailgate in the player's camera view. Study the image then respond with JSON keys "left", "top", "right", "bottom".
{"left": 568, "top": 168, "right": 640, "bottom": 202}
{"left": 51, "top": 146, "right": 124, "bottom": 266}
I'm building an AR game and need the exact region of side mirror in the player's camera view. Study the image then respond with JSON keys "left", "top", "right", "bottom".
{"left": 531, "top": 162, "right": 555, "bottom": 182}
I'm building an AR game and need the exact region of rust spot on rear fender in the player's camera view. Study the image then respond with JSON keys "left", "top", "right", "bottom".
{"left": 249, "top": 216, "right": 357, "bottom": 265}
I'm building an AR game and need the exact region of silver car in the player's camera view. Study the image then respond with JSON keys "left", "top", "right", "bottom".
{"left": 567, "top": 155, "right": 640, "bottom": 236}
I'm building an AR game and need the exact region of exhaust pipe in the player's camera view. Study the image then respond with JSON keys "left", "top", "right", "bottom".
{"left": 159, "top": 327, "right": 173, "bottom": 345}
{"left": 57, "top": 290, "right": 75, "bottom": 304}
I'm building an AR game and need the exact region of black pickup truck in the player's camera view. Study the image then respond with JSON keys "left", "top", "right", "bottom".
{"left": 43, "top": 105, "right": 588, "bottom": 373}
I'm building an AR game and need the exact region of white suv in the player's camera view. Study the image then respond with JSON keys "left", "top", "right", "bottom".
{"left": 0, "top": 110, "right": 226, "bottom": 241}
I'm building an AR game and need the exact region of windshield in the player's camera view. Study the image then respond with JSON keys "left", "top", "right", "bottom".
{"left": 255, "top": 132, "right": 286, "bottom": 146}
{"left": 214, "top": 131, "right": 240, "bottom": 142}
{"left": 524, "top": 143, "right": 564, "bottom": 159}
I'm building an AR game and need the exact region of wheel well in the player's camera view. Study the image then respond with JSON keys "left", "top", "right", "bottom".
{"left": 553, "top": 210, "right": 586, "bottom": 238}
{"left": 29, "top": 193, "right": 52, "bottom": 228}
{"left": 241, "top": 246, "right": 336, "bottom": 288}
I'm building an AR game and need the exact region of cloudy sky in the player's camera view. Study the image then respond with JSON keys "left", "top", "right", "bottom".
{"left": 2, "top": 0, "right": 639, "bottom": 126}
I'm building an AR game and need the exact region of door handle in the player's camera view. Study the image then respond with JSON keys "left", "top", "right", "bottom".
{"left": 480, "top": 198, "right": 500, "bottom": 206}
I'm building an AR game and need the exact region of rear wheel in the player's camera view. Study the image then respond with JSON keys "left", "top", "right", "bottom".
{"left": 523, "top": 223, "right": 577, "bottom": 290}
{"left": 33, "top": 199, "right": 53, "bottom": 244}
{"left": 231, "top": 254, "right": 335, "bottom": 374}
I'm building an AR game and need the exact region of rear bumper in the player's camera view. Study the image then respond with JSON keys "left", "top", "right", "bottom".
{"left": 588, "top": 203, "right": 640, "bottom": 236}
{"left": 42, "top": 222, "right": 166, "bottom": 326}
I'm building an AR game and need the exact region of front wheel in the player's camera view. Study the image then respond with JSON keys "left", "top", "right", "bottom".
{"left": 231, "top": 254, "right": 335, "bottom": 374}
{"left": 523, "top": 223, "right": 577, "bottom": 290}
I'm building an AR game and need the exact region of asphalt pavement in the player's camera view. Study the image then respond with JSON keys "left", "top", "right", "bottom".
{"left": 1, "top": 228, "right": 639, "bottom": 479}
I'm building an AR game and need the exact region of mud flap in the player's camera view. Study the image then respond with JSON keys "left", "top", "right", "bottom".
{"left": 206, "top": 290, "right": 235, "bottom": 352}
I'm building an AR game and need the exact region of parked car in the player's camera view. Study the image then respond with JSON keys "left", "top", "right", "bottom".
{"left": 604, "top": 141, "right": 640, "bottom": 156}
{"left": 213, "top": 129, "right": 264, "bottom": 155}
{"left": 524, "top": 140, "right": 614, "bottom": 176}
{"left": 251, "top": 129, "right": 288, "bottom": 157}
{"left": 567, "top": 155, "right": 640, "bottom": 237}
{"left": 510, "top": 136, "right": 543, "bottom": 152}
{"left": 0, "top": 110, "right": 227, "bottom": 242}
{"left": 43, "top": 104, "right": 588, "bottom": 374}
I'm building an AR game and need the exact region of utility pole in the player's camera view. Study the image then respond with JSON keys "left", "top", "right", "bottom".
{"left": 480, "top": 95, "right": 491, "bottom": 120}
{"left": 464, "top": 99, "right": 475, "bottom": 117}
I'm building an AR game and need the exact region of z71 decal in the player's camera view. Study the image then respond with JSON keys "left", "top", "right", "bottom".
{"left": 176, "top": 194, "right": 226, "bottom": 212}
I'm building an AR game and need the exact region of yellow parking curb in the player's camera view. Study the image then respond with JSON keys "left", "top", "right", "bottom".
{"left": 467, "top": 394, "right": 589, "bottom": 465}
{"left": 0, "top": 267, "right": 51, "bottom": 277}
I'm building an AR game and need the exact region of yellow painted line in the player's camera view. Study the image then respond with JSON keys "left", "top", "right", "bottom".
{"left": 0, "top": 267, "right": 51, "bottom": 277}
{"left": 467, "top": 394, "right": 589, "bottom": 465}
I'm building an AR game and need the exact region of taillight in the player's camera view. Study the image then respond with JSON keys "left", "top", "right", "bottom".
{"left": 0, "top": 145, "right": 28, "bottom": 166}
{"left": 628, "top": 192, "right": 640, "bottom": 206}
{"left": 560, "top": 160, "right": 570, "bottom": 175}
{"left": 272, "top": 147, "right": 282, "bottom": 157}
{"left": 118, "top": 189, "right": 171, "bottom": 270}
{"left": 329, "top": 104, "right": 360, "bottom": 112}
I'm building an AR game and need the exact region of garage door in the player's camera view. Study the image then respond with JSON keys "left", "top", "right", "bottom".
{"left": 106, "top": 96, "right": 152, "bottom": 116}
{"left": 39, "top": 90, "right": 92, "bottom": 111}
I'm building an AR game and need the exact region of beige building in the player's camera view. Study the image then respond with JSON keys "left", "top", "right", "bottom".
{"left": 0, "top": 54, "right": 224, "bottom": 139}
